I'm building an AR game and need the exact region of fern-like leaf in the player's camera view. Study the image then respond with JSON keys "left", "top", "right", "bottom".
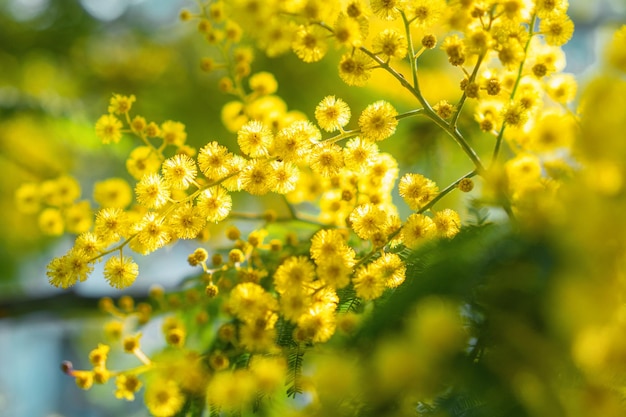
{"left": 337, "top": 286, "right": 361, "bottom": 313}
{"left": 276, "top": 317, "right": 297, "bottom": 348}
{"left": 467, "top": 199, "right": 490, "bottom": 226}
{"left": 417, "top": 391, "right": 486, "bottom": 417}
{"left": 285, "top": 344, "right": 305, "bottom": 398}
{"left": 208, "top": 403, "right": 221, "bottom": 417}
{"left": 233, "top": 352, "right": 251, "bottom": 369}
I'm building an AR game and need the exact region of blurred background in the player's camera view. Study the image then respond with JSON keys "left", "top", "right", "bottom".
{"left": 0, "top": 0, "right": 625, "bottom": 416}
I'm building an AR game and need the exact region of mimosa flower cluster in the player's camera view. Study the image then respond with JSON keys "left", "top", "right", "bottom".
{"left": 14, "top": 0, "right": 607, "bottom": 416}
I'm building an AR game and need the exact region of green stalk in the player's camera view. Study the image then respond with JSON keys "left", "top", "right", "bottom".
{"left": 490, "top": 14, "right": 537, "bottom": 168}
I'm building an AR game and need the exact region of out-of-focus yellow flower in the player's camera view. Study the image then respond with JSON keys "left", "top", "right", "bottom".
{"left": 95, "top": 114, "right": 123, "bottom": 144}
{"left": 114, "top": 374, "right": 143, "bottom": 401}
{"left": 144, "top": 378, "right": 185, "bottom": 417}
{"left": 93, "top": 178, "right": 133, "bottom": 209}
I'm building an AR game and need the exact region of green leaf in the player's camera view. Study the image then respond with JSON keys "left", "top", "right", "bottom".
{"left": 285, "top": 344, "right": 305, "bottom": 398}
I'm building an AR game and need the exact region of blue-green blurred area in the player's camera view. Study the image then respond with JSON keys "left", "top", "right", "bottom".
{"left": 0, "top": 0, "right": 205, "bottom": 292}
{"left": 0, "top": 0, "right": 625, "bottom": 416}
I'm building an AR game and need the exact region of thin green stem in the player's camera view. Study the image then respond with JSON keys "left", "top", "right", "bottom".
{"left": 229, "top": 211, "right": 324, "bottom": 226}
{"left": 354, "top": 170, "right": 478, "bottom": 268}
{"left": 133, "top": 348, "right": 152, "bottom": 366}
{"left": 218, "top": 42, "right": 247, "bottom": 102}
{"left": 561, "top": 103, "right": 582, "bottom": 128}
{"left": 490, "top": 124, "right": 508, "bottom": 169}
{"left": 280, "top": 195, "right": 328, "bottom": 226}
{"left": 358, "top": 47, "right": 485, "bottom": 172}
{"left": 281, "top": 194, "right": 298, "bottom": 220}
{"left": 326, "top": 128, "right": 361, "bottom": 144}
{"left": 229, "top": 211, "right": 267, "bottom": 220}
{"left": 400, "top": 11, "right": 419, "bottom": 93}
{"left": 490, "top": 14, "right": 537, "bottom": 168}
{"left": 500, "top": 195, "right": 517, "bottom": 226}
{"left": 121, "top": 112, "right": 162, "bottom": 158}
{"left": 89, "top": 234, "right": 137, "bottom": 263}
{"left": 358, "top": 46, "right": 427, "bottom": 108}
{"left": 137, "top": 133, "right": 156, "bottom": 152}
{"left": 450, "top": 52, "right": 487, "bottom": 128}
{"left": 166, "top": 169, "right": 242, "bottom": 213}
{"left": 327, "top": 109, "right": 423, "bottom": 141}
{"left": 422, "top": 111, "right": 485, "bottom": 173}
{"left": 510, "top": 15, "right": 538, "bottom": 97}
{"left": 124, "top": 111, "right": 132, "bottom": 126}
{"left": 396, "top": 108, "right": 425, "bottom": 121}
{"left": 417, "top": 170, "right": 478, "bottom": 214}
{"left": 115, "top": 364, "right": 153, "bottom": 377}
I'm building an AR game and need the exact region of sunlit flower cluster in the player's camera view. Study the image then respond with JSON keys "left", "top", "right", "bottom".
{"left": 17, "top": 0, "right": 626, "bottom": 416}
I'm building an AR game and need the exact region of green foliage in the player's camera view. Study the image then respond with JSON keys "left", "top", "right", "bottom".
{"left": 286, "top": 344, "right": 305, "bottom": 399}
{"left": 339, "top": 222, "right": 576, "bottom": 417}
{"left": 337, "top": 286, "right": 362, "bottom": 314}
